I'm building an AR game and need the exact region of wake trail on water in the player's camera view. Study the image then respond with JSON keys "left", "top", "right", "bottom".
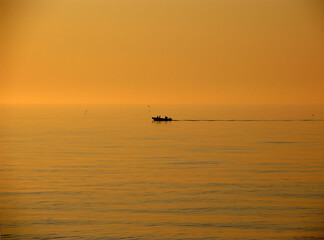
{"left": 173, "top": 119, "right": 324, "bottom": 122}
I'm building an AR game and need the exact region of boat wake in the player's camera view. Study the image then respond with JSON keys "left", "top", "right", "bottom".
{"left": 173, "top": 119, "right": 324, "bottom": 122}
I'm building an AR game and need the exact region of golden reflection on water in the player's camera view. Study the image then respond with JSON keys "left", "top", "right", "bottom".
{"left": 0, "top": 105, "right": 324, "bottom": 239}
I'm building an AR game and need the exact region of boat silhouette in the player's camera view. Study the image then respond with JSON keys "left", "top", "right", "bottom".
{"left": 152, "top": 115, "right": 172, "bottom": 121}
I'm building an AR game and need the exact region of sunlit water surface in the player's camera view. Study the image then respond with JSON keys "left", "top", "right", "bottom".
{"left": 0, "top": 105, "right": 323, "bottom": 239}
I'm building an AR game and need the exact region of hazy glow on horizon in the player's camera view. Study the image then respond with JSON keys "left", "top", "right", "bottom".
{"left": 1, "top": 0, "right": 323, "bottom": 104}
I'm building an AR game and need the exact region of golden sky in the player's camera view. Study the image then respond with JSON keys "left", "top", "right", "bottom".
{"left": 1, "top": 0, "right": 323, "bottom": 104}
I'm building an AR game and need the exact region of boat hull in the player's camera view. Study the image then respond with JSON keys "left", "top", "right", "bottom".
{"left": 152, "top": 117, "right": 172, "bottom": 121}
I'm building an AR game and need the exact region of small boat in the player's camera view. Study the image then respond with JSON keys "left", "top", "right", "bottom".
{"left": 152, "top": 115, "right": 173, "bottom": 121}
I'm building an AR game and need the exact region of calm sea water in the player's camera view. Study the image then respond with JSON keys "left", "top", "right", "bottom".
{"left": 0, "top": 105, "right": 324, "bottom": 240}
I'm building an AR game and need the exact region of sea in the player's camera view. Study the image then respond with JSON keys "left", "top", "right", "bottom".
{"left": 0, "top": 104, "right": 323, "bottom": 240}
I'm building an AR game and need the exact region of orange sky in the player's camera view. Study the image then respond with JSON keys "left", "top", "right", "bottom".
{"left": 1, "top": 0, "right": 323, "bottom": 104}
